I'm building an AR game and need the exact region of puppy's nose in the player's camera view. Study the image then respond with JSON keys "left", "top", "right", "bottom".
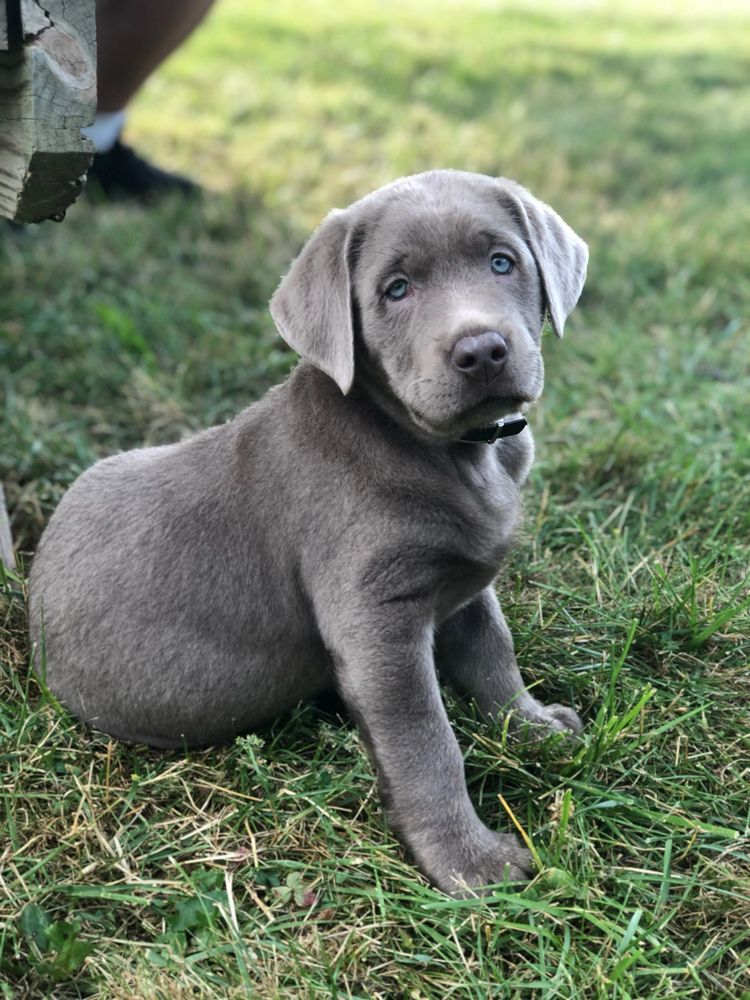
{"left": 451, "top": 331, "right": 508, "bottom": 382}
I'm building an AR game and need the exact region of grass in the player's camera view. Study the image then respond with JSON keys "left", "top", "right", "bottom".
{"left": 2, "top": 0, "right": 750, "bottom": 995}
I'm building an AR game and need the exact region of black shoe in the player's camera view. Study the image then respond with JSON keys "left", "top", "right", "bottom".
{"left": 86, "top": 139, "right": 200, "bottom": 202}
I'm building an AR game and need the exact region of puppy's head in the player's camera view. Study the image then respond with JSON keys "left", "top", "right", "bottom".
{"left": 270, "top": 170, "right": 588, "bottom": 440}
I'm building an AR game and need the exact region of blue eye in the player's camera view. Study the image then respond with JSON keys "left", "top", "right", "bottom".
{"left": 490, "top": 253, "right": 514, "bottom": 275}
{"left": 385, "top": 278, "right": 410, "bottom": 301}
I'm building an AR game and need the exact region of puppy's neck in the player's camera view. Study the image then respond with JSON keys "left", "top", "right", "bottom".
{"left": 348, "top": 360, "right": 440, "bottom": 447}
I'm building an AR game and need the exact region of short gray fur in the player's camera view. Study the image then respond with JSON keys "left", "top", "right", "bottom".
{"left": 29, "top": 170, "right": 588, "bottom": 895}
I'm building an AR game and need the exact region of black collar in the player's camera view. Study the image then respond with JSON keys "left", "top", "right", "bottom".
{"left": 458, "top": 415, "right": 527, "bottom": 444}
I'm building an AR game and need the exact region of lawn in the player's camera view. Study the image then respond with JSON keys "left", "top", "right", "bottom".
{"left": 1, "top": 0, "right": 750, "bottom": 996}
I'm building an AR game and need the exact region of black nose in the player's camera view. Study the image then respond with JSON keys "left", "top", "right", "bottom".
{"left": 451, "top": 331, "right": 508, "bottom": 382}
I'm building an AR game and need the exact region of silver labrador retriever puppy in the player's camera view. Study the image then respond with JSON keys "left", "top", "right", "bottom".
{"left": 30, "top": 170, "right": 588, "bottom": 895}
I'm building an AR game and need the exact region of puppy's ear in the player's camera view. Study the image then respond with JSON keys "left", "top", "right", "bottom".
{"left": 498, "top": 180, "right": 588, "bottom": 337}
{"left": 270, "top": 208, "right": 357, "bottom": 394}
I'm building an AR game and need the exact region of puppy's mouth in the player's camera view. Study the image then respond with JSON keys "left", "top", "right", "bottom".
{"left": 467, "top": 393, "right": 531, "bottom": 419}
{"left": 407, "top": 394, "right": 533, "bottom": 442}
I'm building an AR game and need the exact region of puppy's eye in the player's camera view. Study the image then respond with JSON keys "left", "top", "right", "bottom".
{"left": 490, "top": 253, "right": 514, "bottom": 275}
{"left": 385, "top": 278, "right": 410, "bottom": 301}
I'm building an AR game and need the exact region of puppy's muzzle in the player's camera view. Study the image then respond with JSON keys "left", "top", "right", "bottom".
{"left": 451, "top": 331, "right": 509, "bottom": 386}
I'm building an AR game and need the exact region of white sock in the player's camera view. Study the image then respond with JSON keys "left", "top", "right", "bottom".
{"left": 82, "top": 110, "right": 126, "bottom": 153}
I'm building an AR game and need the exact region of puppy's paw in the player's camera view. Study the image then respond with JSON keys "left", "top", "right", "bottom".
{"left": 419, "top": 828, "right": 534, "bottom": 897}
{"left": 508, "top": 700, "right": 583, "bottom": 742}
{"left": 541, "top": 702, "right": 584, "bottom": 735}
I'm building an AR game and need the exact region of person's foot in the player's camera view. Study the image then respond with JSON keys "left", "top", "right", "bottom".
{"left": 86, "top": 140, "right": 200, "bottom": 202}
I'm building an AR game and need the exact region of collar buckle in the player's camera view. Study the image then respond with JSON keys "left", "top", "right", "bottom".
{"left": 459, "top": 415, "right": 528, "bottom": 444}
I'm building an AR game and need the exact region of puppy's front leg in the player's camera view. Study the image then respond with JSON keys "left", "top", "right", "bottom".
{"left": 437, "top": 588, "right": 583, "bottom": 736}
{"left": 326, "top": 603, "right": 531, "bottom": 895}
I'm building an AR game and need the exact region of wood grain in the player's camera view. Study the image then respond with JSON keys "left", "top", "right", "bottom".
{"left": 0, "top": 0, "right": 96, "bottom": 223}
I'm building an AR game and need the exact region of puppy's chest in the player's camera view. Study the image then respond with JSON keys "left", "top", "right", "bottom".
{"left": 451, "top": 451, "right": 522, "bottom": 557}
{"left": 426, "top": 459, "right": 522, "bottom": 619}
{"left": 432, "top": 473, "right": 520, "bottom": 620}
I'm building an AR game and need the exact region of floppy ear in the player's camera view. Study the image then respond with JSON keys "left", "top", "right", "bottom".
{"left": 498, "top": 180, "right": 588, "bottom": 337}
{"left": 269, "top": 208, "right": 357, "bottom": 394}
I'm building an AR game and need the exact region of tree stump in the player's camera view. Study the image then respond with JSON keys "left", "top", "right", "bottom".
{"left": 0, "top": 0, "right": 96, "bottom": 223}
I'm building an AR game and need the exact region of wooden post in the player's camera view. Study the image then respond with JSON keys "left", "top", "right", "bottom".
{"left": 0, "top": 483, "right": 15, "bottom": 571}
{"left": 0, "top": 0, "right": 96, "bottom": 223}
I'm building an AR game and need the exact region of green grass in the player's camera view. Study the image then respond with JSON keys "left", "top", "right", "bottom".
{"left": 2, "top": 0, "right": 750, "bottom": 996}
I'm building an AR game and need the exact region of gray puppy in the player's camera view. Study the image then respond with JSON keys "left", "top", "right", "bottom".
{"left": 29, "top": 170, "right": 588, "bottom": 895}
